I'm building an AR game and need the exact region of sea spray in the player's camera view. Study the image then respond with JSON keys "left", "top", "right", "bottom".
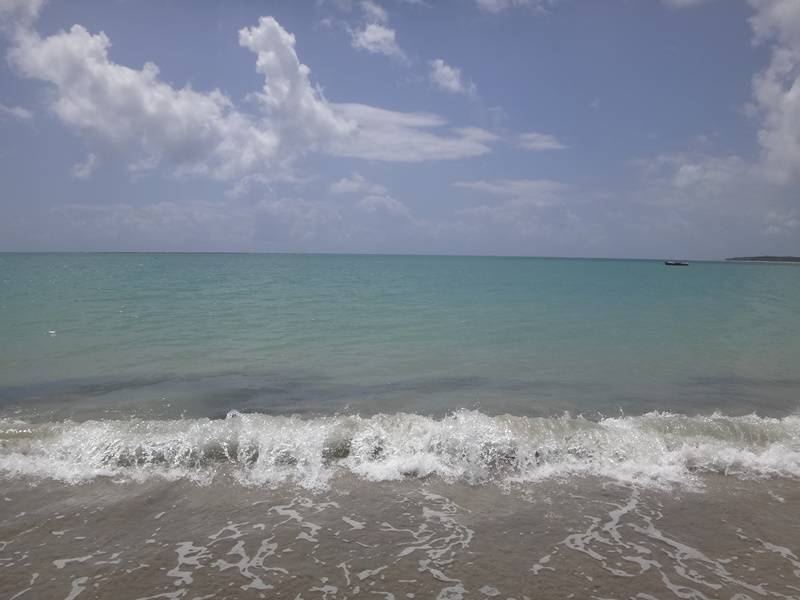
{"left": 1, "top": 410, "right": 799, "bottom": 489}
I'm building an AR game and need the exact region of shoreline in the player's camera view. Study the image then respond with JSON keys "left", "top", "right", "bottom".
{"left": 1, "top": 475, "right": 798, "bottom": 599}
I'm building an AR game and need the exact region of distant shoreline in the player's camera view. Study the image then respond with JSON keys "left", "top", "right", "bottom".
{"left": 726, "top": 256, "right": 800, "bottom": 263}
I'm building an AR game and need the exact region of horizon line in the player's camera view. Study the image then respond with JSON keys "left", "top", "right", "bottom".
{"left": 0, "top": 250, "right": 773, "bottom": 262}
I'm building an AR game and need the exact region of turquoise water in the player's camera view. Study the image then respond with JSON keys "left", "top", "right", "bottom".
{"left": 3, "top": 254, "right": 800, "bottom": 600}
{"left": 1, "top": 253, "right": 798, "bottom": 420}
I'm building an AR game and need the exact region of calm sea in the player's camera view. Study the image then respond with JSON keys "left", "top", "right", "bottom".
{"left": 2, "top": 252, "right": 799, "bottom": 420}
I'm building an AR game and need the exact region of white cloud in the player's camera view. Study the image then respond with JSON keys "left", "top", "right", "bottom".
{"left": 241, "top": 17, "right": 491, "bottom": 161}
{"left": 518, "top": 132, "right": 567, "bottom": 151}
{"left": 328, "top": 173, "right": 419, "bottom": 229}
{"left": 357, "top": 193, "right": 411, "bottom": 217}
{"left": 455, "top": 179, "right": 575, "bottom": 237}
{"left": 633, "top": 153, "right": 755, "bottom": 206}
{"left": 0, "top": 102, "right": 32, "bottom": 119}
{"left": 763, "top": 209, "right": 799, "bottom": 235}
{"left": 428, "top": 59, "right": 476, "bottom": 96}
{"left": 239, "top": 16, "right": 354, "bottom": 149}
{"left": 225, "top": 173, "right": 276, "bottom": 199}
{"left": 627, "top": 0, "right": 800, "bottom": 242}
{"left": 329, "top": 173, "right": 387, "bottom": 195}
{"left": 7, "top": 16, "right": 494, "bottom": 185}
{"left": 329, "top": 0, "right": 354, "bottom": 13}
{"left": 748, "top": 0, "right": 800, "bottom": 184}
{"left": 454, "top": 178, "right": 573, "bottom": 236}
{"left": 55, "top": 200, "right": 257, "bottom": 249}
{"left": 476, "top": 0, "right": 528, "bottom": 12}
{"left": 10, "top": 25, "right": 282, "bottom": 181}
{"left": 360, "top": 0, "right": 388, "bottom": 24}
{"left": 350, "top": 23, "right": 407, "bottom": 61}
{"left": 454, "top": 178, "right": 568, "bottom": 204}
{"left": 475, "top": 0, "right": 554, "bottom": 14}
{"left": 749, "top": 0, "right": 800, "bottom": 47}
{"left": 256, "top": 197, "right": 343, "bottom": 241}
{"left": 624, "top": 149, "right": 800, "bottom": 255}
{"left": 328, "top": 105, "right": 495, "bottom": 161}
{"left": 71, "top": 152, "right": 97, "bottom": 179}
{"left": 661, "top": 0, "right": 711, "bottom": 8}
{"left": 329, "top": 173, "right": 419, "bottom": 229}
{"left": 55, "top": 195, "right": 350, "bottom": 249}
{"left": 0, "top": 0, "right": 44, "bottom": 29}
{"left": 672, "top": 156, "right": 750, "bottom": 192}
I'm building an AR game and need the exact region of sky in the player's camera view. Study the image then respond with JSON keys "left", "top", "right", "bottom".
{"left": 0, "top": 0, "right": 798, "bottom": 258}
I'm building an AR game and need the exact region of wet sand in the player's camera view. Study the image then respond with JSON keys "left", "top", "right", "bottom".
{"left": 2, "top": 475, "right": 799, "bottom": 599}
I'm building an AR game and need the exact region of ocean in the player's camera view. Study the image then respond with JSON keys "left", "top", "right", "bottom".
{"left": 1, "top": 253, "right": 799, "bottom": 599}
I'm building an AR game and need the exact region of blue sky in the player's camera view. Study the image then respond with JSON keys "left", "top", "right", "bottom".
{"left": 0, "top": 0, "right": 798, "bottom": 258}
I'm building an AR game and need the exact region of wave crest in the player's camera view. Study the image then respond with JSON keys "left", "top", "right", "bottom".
{"left": 1, "top": 410, "right": 799, "bottom": 489}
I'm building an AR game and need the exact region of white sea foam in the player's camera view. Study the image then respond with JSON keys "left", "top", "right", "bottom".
{"left": 0, "top": 410, "right": 799, "bottom": 489}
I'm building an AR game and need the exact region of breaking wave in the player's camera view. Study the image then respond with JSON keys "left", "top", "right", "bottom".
{"left": 1, "top": 410, "right": 799, "bottom": 489}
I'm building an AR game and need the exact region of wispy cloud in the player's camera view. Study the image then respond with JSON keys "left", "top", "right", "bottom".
{"left": 518, "top": 132, "right": 567, "bottom": 151}
{"left": 475, "top": 0, "right": 555, "bottom": 14}
{"left": 0, "top": 102, "right": 33, "bottom": 119}
{"left": 71, "top": 153, "right": 97, "bottom": 179}
{"left": 329, "top": 173, "right": 388, "bottom": 195}
{"left": 455, "top": 178, "right": 578, "bottom": 238}
{"left": 360, "top": 0, "right": 388, "bottom": 24}
{"left": 455, "top": 178, "right": 569, "bottom": 202}
{"left": 0, "top": 0, "right": 45, "bottom": 30}
{"left": 357, "top": 194, "right": 411, "bottom": 217}
{"left": 661, "top": 0, "right": 713, "bottom": 8}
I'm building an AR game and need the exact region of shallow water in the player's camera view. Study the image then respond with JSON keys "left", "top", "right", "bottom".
{"left": 2, "top": 476, "right": 799, "bottom": 599}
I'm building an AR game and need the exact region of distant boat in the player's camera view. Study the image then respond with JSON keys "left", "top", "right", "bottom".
{"left": 664, "top": 260, "right": 689, "bottom": 266}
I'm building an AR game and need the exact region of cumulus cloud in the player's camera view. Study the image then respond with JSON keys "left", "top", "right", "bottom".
{"left": 0, "top": 102, "right": 32, "bottom": 119}
{"left": 518, "top": 132, "right": 567, "bottom": 151}
{"left": 428, "top": 59, "right": 476, "bottom": 96}
{"left": 348, "top": 1, "right": 406, "bottom": 61}
{"left": 630, "top": 0, "right": 800, "bottom": 242}
{"left": 748, "top": 0, "right": 800, "bottom": 183}
{"left": 6, "top": 15, "right": 494, "bottom": 184}
{"left": 350, "top": 23, "right": 407, "bottom": 61}
{"left": 749, "top": 0, "right": 800, "bottom": 46}
{"left": 10, "top": 24, "right": 281, "bottom": 181}
{"left": 239, "top": 16, "right": 354, "bottom": 149}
